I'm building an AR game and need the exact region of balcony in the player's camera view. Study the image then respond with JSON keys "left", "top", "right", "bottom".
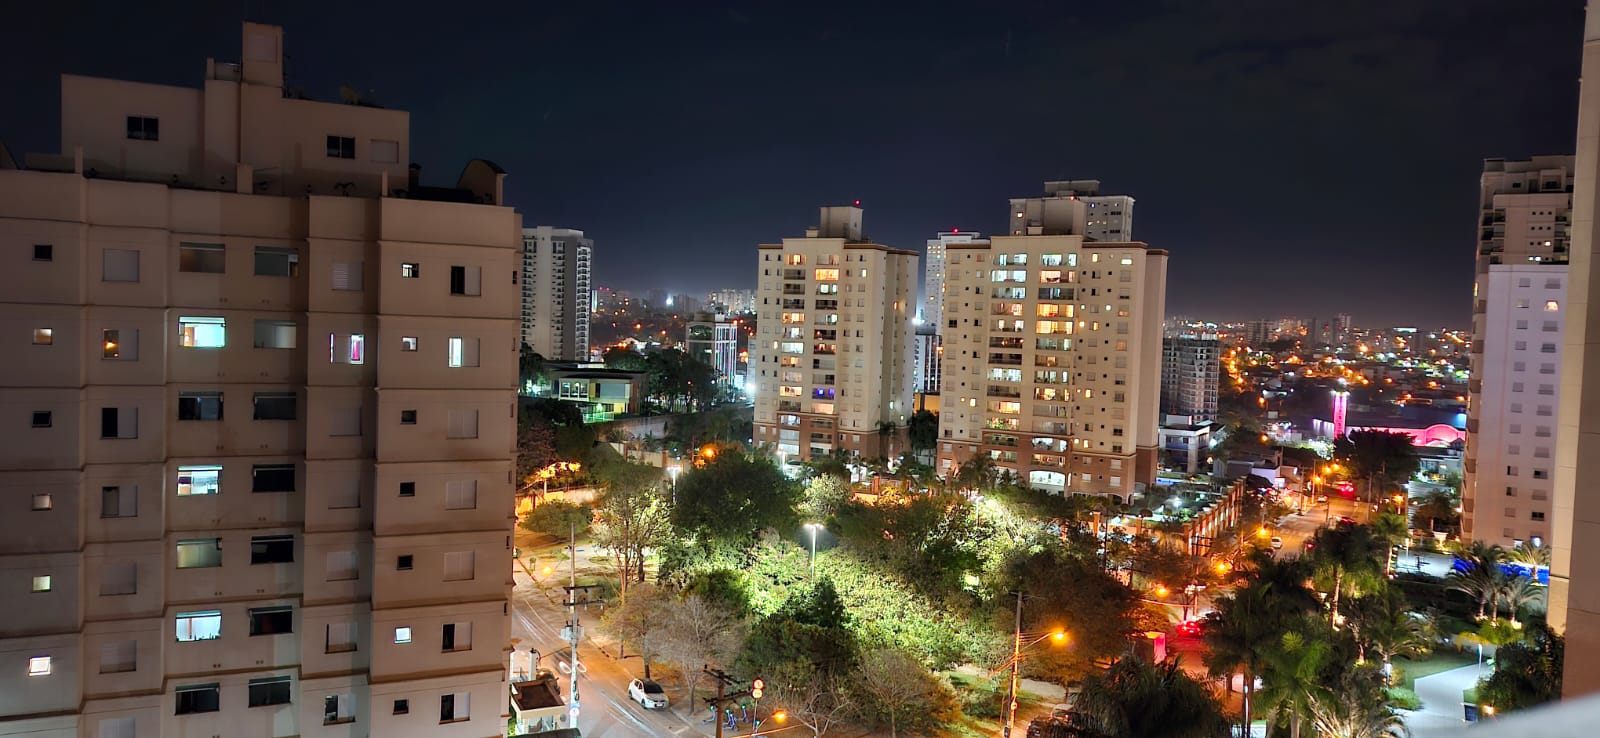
{"left": 986, "top": 386, "right": 1022, "bottom": 398}
{"left": 987, "top": 354, "right": 1023, "bottom": 366}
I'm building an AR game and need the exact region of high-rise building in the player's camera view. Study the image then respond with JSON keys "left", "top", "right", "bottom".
{"left": 912, "top": 326, "right": 942, "bottom": 395}
{"left": 1161, "top": 335, "right": 1221, "bottom": 421}
{"left": 706, "top": 288, "right": 756, "bottom": 314}
{"left": 1464, "top": 156, "right": 1573, "bottom": 552}
{"left": 0, "top": 22, "right": 519, "bottom": 738}
{"left": 752, "top": 206, "right": 916, "bottom": 460}
{"left": 520, "top": 226, "right": 592, "bottom": 361}
{"left": 1333, "top": 313, "right": 1353, "bottom": 345}
{"left": 921, "top": 231, "right": 986, "bottom": 328}
{"left": 1007, "top": 180, "right": 1134, "bottom": 241}
{"left": 939, "top": 186, "right": 1167, "bottom": 499}
{"left": 686, "top": 312, "right": 740, "bottom": 391}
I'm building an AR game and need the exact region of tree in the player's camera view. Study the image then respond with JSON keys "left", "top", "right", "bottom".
{"left": 1497, "top": 574, "right": 1543, "bottom": 628}
{"left": 852, "top": 648, "right": 958, "bottom": 738}
{"left": 519, "top": 345, "right": 549, "bottom": 394}
{"left": 907, "top": 409, "right": 938, "bottom": 460}
{"left": 1073, "top": 656, "right": 1231, "bottom": 738}
{"left": 1000, "top": 546, "right": 1138, "bottom": 683}
{"left": 799, "top": 474, "right": 851, "bottom": 524}
{"left": 1351, "top": 588, "right": 1431, "bottom": 672}
{"left": 1411, "top": 487, "right": 1459, "bottom": 536}
{"left": 951, "top": 454, "right": 999, "bottom": 492}
{"left": 658, "top": 594, "right": 746, "bottom": 709}
{"left": 1448, "top": 540, "right": 1507, "bottom": 621}
{"left": 1475, "top": 619, "right": 1563, "bottom": 713}
{"left": 672, "top": 452, "right": 798, "bottom": 545}
{"left": 520, "top": 499, "right": 591, "bottom": 538}
{"left": 603, "top": 583, "right": 672, "bottom": 678}
{"left": 591, "top": 463, "right": 672, "bottom": 603}
{"left": 603, "top": 346, "right": 649, "bottom": 371}
{"left": 875, "top": 420, "right": 898, "bottom": 459}
{"left": 517, "top": 421, "right": 557, "bottom": 484}
{"left": 1307, "top": 522, "right": 1389, "bottom": 629}
{"left": 767, "top": 660, "right": 854, "bottom": 737}
{"left": 1307, "top": 668, "right": 1409, "bottom": 738}
{"left": 1203, "top": 553, "right": 1318, "bottom": 737}
{"left": 1332, "top": 430, "right": 1419, "bottom": 503}
{"left": 1257, "top": 626, "right": 1332, "bottom": 738}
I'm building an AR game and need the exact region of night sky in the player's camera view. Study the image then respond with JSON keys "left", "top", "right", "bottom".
{"left": 0, "top": 1, "right": 1583, "bottom": 326}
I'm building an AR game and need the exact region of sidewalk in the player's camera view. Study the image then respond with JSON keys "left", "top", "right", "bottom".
{"left": 1404, "top": 663, "right": 1489, "bottom": 738}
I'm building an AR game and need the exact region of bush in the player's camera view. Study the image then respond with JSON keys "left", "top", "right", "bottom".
{"left": 953, "top": 675, "right": 1004, "bottom": 719}
{"left": 1386, "top": 686, "right": 1422, "bottom": 710}
{"left": 522, "top": 500, "right": 592, "bottom": 538}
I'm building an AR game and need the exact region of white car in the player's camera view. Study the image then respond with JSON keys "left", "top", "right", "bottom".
{"left": 629, "top": 679, "right": 668, "bottom": 709}
{"left": 1270, "top": 536, "right": 1284, "bottom": 550}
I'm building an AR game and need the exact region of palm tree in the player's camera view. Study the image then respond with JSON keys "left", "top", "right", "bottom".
{"left": 1352, "top": 588, "right": 1432, "bottom": 674}
{"left": 1257, "top": 628, "right": 1331, "bottom": 738}
{"left": 1073, "top": 657, "right": 1231, "bottom": 738}
{"left": 1476, "top": 619, "right": 1563, "bottom": 712}
{"left": 1449, "top": 541, "right": 1507, "bottom": 621}
{"left": 1203, "top": 554, "right": 1317, "bottom": 737}
{"left": 1497, "top": 575, "right": 1543, "bottom": 628}
{"left": 1508, "top": 540, "right": 1550, "bottom": 574}
{"left": 1308, "top": 669, "right": 1410, "bottom": 738}
{"left": 1307, "top": 524, "right": 1387, "bottom": 629}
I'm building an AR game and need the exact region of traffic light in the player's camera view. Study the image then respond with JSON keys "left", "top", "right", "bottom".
{"left": 751, "top": 678, "right": 764, "bottom": 699}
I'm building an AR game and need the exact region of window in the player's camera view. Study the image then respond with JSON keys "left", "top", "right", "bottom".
{"left": 326, "top": 551, "right": 358, "bottom": 581}
{"left": 401, "top": 262, "right": 420, "bottom": 279}
{"left": 177, "top": 465, "right": 221, "bottom": 496}
{"left": 97, "top": 717, "right": 135, "bottom": 738}
{"left": 178, "top": 316, "right": 226, "bottom": 347}
{"left": 442, "top": 551, "right": 475, "bottom": 581}
{"left": 31, "top": 411, "right": 51, "bottom": 428}
{"left": 102, "top": 248, "right": 139, "bottom": 282}
{"left": 32, "top": 328, "right": 53, "bottom": 345}
{"left": 175, "top": 610, "right": 222, "bottom": 641}
{"left": 371, "top": 138, "right": 400, "bottom": 163}
{"left": 33, "top": 244, "right": 53, "bottom": 261}
{"left": 100, "top": 640, "right": 136, "bottom": 674}
{"left": 449, "top": 265, "right": 482, "bottom": 295}
{"left": 28, "top": 656, "right": 51, "bottom": 677}
{"left": 253, "top": 392, "right": 296, "bottom": 420}
{"left": 325, "top": 622, "right": 356, "bottom": 653}
{"left": 326, "top": 135, "right": 355, "bottom": 159}
{"left": 251, "top": 463, "right": 295, "bottom": 492}
{"left": 126, "top": 116, "right": 159, "bottom": 141}
{"left": 176, "top": 539, "right": 222, "bottom": 569}
{"left": 102, "top": 485, "right": 139, "bottom": 518}
{"left": 446, "top": 409, "right": 479, "bottom": 439}
{"left": 1532, "top": 511, "right": 1547, "bottom": 521}
{"left": 441, "top": 621, "right": 472, "bottom": 651}
{"left": 445, "top": 480, "right": 478, "bottom": 510}
{"left": 101, "top": 561, "right": 136, "bottom": 596}
{"left": 331, "top": 261, "right": 364, "bottom": 290}
{"left": 100, "top": 407, "right": 137, "bottom": 439}
{"left": 395, "top": 627, "right": 413, "bottom": 644}
{"left": 248, "top": 676, "right": 292, "bottom": 707}
{"left": 397, "top": 554, "right": 414, "bottom": 571}
{"left": 400, "top": 409, "right": 418, "bottom": 425}
{"left": 31, "top": 575, "right": 51, "bottom": 593}
{"left": 178, "top": 243, "right": 225, "bottom": 273}
{"left": 248, "top": 607, "right": 293, "bottom": 636}
{"left": 402, "top": 336, "right": 418, "bottom": 351}
{"left": 440, "top": 692, "right": 470, "bottom": 723}
{"left": 399, "top": 481, "right": 416, "bottom": 497}
{"left": 1546, "top": 300, "right": 1560, "bottom": 311}
{"left": 103, "top": 328, "right": 138, "bottom": 359}
{"left": 254, "top": 320, "right": 297, "bottom": 349}
{"left": 175, "top": 684, "right": 221, "bottom": 715}
{"left": 448, "top": 336, "right": 480, "bottom": 367}
{"left": 254, "top": 246, "right": 299, "bottom": 277}
{"left": 324, "top": 693, "right": 355, "bottom": 725}
{"left": 328, "top": 333, "right": 365, "bottom": 364}
{"left": 251, "top": 535, "right": 294, "bottom": 564}
{"left": 177, "top": 392, "right": 223, "bottom": 421}
{"left": 31, "top": 493, "right": 52, "bottom": 511}
{"left": 393, "top": 699, "right": 410, "bottom": 715}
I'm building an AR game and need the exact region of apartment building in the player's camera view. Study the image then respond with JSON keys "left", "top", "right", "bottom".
{"left": 520, "top": 226, "right": 592, "bottom": 361}
{"left": 1161, "top": 334, "right": 1220, "bottom": 421}
{"left": 938, "top": 185, "right": 1166, "bottom": 500}
{"left": 752, "top": 206, "right": 916, "bottom": 461}
{"left": 1464, "top": 156, "right": 1572, "bottom": 549}
{"left": 913, "top": 326, "right": 942, "bottom": 396}
{"left": 921, "top": 231, "right": 986, "bottom": 328}
{"left": 1008, "top": 180, "right": 1134, "bottom": 242}
{"left": 686, "top": 312, "right": 741, "bottom": 391}
{"left": 0, "top": 23, "right": 519, "bottom": 738}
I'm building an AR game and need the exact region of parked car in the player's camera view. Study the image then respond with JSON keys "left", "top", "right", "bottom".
{"left": 1177, "top": 619, "right": 1204, "bottom": 637}
{"left": 1270, "top": 536, "right": 1284, "bottom": 550}
{"left": 629, "top": 679, "right": 668, "bottom": 709}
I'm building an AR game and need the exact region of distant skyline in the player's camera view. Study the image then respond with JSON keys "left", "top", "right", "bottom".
{"left": 0, "top": 0, "right": 1583, "bottom": 327}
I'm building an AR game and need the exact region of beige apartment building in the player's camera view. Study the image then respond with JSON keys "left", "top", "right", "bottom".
{"left": 0, "top": 23, "right": 520, "bottom": 738}
{"left": 936, "top": 185, "right": 1166, "bottom": 501}
{"left": 752, "top": 206, "right": 916, "bottom": 461}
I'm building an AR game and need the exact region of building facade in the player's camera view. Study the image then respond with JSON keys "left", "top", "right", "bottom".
{"left": 706, "top": 289, "right": 755, "bottom": 315}
{"left": 686, "top": 312, "right": 741, "bottom": 391}
{"left": 752, "top": 206, "right": 916, "bottom": 460}
{"left": 0, "top": 23, "right": 519, "bottom": 738}
{"left": 1465, "top": 156, "right": 1573, "bottom": 550}
{"left": 936, "top": 216, "right": 1167, "bottom": 499}
{"left": 1160, "top": 335, "right": 1220, "bottom": 421}
{"left": 912, "top": 326, "right": 942, "bottom": 396}
{"left": 1007, "top": 180, "right": 1134, "bottom": 242}
{"left": 520, "top": 226, "right": 592, "bottom": 361}
{"left": 921, "top": 231, "right": 986, "bottom": 328}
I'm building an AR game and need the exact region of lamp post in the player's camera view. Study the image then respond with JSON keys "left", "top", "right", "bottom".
{"left": 804, "top": 523, "right": 822, "bottom": 573}
{"left": 667, "top": 463, "right": 681, "bottom": 506}
{"left": 999, "top": 591, "right": 1066, "bottom": 738}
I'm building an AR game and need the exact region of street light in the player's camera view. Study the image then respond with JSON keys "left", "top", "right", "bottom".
{"left": 667, "top": 463, "right": 681, "bottom": 505}
{"left": 804, "top": 523, "right": 823, "bottom": 573}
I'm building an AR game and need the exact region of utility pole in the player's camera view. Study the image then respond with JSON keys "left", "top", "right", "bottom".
{"left": 566, "top": 521, "right": 580, "bottom": 726}
{"left": 1004, "top": 590, "right": 1022, "bottom": 738}
{"left": 703, "top": 667, "right": 748, "bottom": 738}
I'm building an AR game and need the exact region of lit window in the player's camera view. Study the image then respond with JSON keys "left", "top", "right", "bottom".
{"left": 401, "top": 263, "right": 420, "bottom": 278}
{"left": 27, "top": 657, "right": 51, "bottom": 677}
{"left": 328, "top": 334, "right": 364, "bottom": 364}
{"left": 395, "top": 627, "right": 412, "bottom": 644}
{"left": 31, "top": 494, "right": 52, "bottom": 511}
{"left": 32, "top": 328, "right": 52, "bottom": 345}
{"left": 814, "top": 268, "right": 839, "bottom": 281}
{"left": 176, "top": 610, "right": 222, "bottom": 642}
{"left": 402, "top": 336, "right": 418, "bottom": 351}
{"left": 176, "top": 465, "right": 221, "bottom": 496}
{"left": 1546, "top": 300, "right": 1560, "bottom": 312}
{"left": 447, "top": 337, "right": 479, "bottom": 367}
{"left": 178, "top": 317, "right": 226, "bottom": 348}
{"left": 31, "top": 575, "right": 51, "bottom": 592}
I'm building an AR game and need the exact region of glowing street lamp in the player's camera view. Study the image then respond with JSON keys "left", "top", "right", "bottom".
{"left": 804, "top": 523, "right": 823, "bottom": 572}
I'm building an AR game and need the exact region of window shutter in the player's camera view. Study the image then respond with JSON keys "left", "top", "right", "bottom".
{"left": 102, "top": 248, "right": 140, "bottom": 282}
{"left": 446, "top": 409, "right": 479, "bottom": 439}
{"left": 443, "top": 551, "right": 474, "bottom": 581}
{"left": 445, "top": 480, "right": 478, "bottom": 510}
{"left": 332, "top": 262, "right": 364, "bottom": 291}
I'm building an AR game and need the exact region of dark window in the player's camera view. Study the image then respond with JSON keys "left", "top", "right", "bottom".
{"left": 253, "top": 392, "right": 297, "bottom": 420}
{"left": 31, "top": 411, "right": 51, "bottom": 428}
{"left": 393, "top": 699, "right": 409, "bottom": 715}
{"left": 401, "top": 410, "right": 417, "bottom": 425}
{"left": 399, "top": 481, "right": 416, "bottom": 497}
{"left": 397, "top": 555, "right": 414, "bottom": 571}
{"left": 441, "top": 623, "right": 456, "bottom": 651}
{"left": 178, "top": 243, "right": 225, "bottom": 273}
{"left": 252, "top": 464, "right": 296, "bottom": 493}
{"left": 248, "top": 676, "right": 292, "bottom": 707}
{"left": 250, "top": 535, "right": 295, "bottom": 564}
{"left": 33, "top": 244, "right": 52, "bottom": 261}
{"left": 126, "top": 116, "right": 159, "bottom": 141}
{"left": 248, "top": 607, "right": 293, "bottom": 636}
{"left": 439, "top": 694, "right": 457, "bottom": 722}
{"left": 178, "top": 392, "right": 223, "bottom": 421}
{"left": 175, "top": 684, "right": 220, "bottom": 715}
{"left": 254, "top": 246, "right": 299, "bottom": 277}
{"left": 326, "top": 136, "right": 355, "bottom": 159}
{"left": 101, "top": 407, "right": 119, "bottom": 438}
{"left": 449, "top": 266, "right": 467, "bottom": 295}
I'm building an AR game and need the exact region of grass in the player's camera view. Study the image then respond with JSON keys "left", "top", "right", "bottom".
{"left": 1395, "top": 650, "right": 1478, "bottom": 691}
